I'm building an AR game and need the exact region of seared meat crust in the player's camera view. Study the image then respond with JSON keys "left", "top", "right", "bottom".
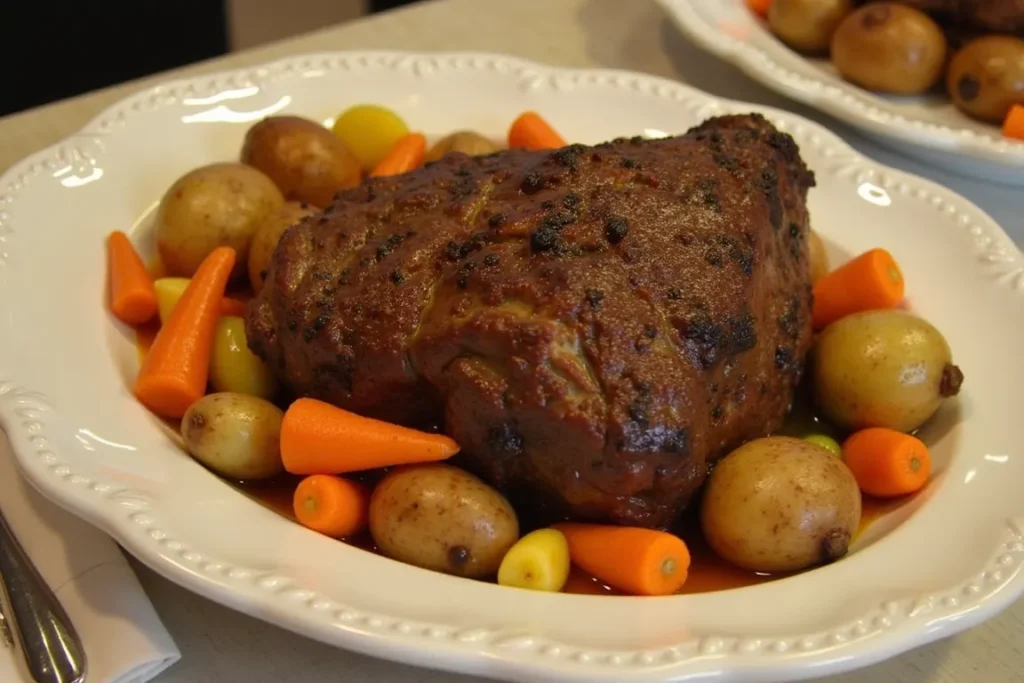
{"left": 247, "top": 114, "right": 816, "bottom": 528}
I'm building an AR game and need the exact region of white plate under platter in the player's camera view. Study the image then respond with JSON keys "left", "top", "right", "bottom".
{"left": 0, "top": 51, "right": 1022, "bottom": 683}
{"left": 657, "top": 0, "right": 1024, "bottom": 186}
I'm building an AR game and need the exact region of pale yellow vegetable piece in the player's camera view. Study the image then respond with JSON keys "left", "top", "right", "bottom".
{"left": 153, "top": 277, "right": 191, "bottom": 324}
{"left": 210, "top": 316, "right": 276, "bottom": 399}
{"left": 497, "top": 528, "right": 571, "bottom": 592}
{"left": 331, "top": 104, "right": 410, "bottom": 170}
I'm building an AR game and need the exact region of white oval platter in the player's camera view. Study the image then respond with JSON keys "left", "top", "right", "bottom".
{"left": 0, "top": 51, "right": 1022, "bottom": 683}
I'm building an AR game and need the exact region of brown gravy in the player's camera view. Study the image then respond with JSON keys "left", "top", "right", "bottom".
{"left": 228, "top": 475, "right": 903, "bottom": 595}
{"left": 134, "top": 275, "right": 910, "bottom": 596}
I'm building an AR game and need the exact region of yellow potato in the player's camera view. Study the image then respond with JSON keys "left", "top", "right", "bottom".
{"left": 331, "top": 104, "right": 409, "bottom": 171}
{"left": 248, "top": 201, "right": 320, "bottom": 294}
{"left": 812, "top": 310, "right": 963, "bottom": 433}
{"left": 241, "top": 116, "right": 362, "bottom": 208}
{"left": 369, "top": 464, "right": 519, "bottom": 578}
{"left": 153, "top": 278, "right": 191, "bottom": 324}
{"left": 808, "top": 229, "right": 830, "bottom": 284}
{"left": 701, "top": 437, "right": 861, "bottom": 573}
{"left": 210, "top": 316, "right": 276, "bottom": 399}
{"left": 181, "top": 392, "right": 284, "bottom": 481}
{"left": 497, "top": 528, "right": 570, "bottom": 592}
{"left": 156, "top": 163, "right": 283, "bottom": 280}
{"left": 425, "top": 131, "right": 501, "bottom": 163}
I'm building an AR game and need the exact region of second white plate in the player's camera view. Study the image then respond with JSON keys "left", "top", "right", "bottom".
{"left": 658, "top": 0, "right": 1024, "bottom": 185}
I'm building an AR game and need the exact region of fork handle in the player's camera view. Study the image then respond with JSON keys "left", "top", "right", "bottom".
{"left": 0, "top": 510, "right": 86, "bottom": 683}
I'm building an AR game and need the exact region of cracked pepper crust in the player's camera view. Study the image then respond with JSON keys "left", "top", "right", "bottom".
{"left": 246, "top": 114, "right": 816, "bottom": 528}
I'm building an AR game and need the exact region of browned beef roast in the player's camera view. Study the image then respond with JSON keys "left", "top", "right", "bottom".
{"left": 246, "top": 114, "right": 816, "bottom": 528}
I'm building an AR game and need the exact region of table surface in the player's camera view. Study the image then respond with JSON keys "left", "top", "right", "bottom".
{"left": 1, "top": 0, "right": 1021, "bottom": 681}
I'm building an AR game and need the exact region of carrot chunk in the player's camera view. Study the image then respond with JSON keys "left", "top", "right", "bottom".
{"left": 280, "top": 398, "right": 460, "bottom": 475}
{"left": 107, "top": 231, "right": 158, "bottom": 325}
{"left": 552, "top": 523, "right": 691, "bottom": 596}
{"left": 508, "top": 112, "right": 567, "bottom": 151}
{"left": 370, "top": 133, "right": 427, "bottom": 177}
{"left": 843, "top": 428, "right": 931, "bottom": 497}
{"left": 812, "top": 248, "right": 904, "bottom": 329}
{"left": 293, "top": 474, "right": 370, "bottom": 538}
{"left": 1004, "top": 104, "right": 1024, "bottom": 141}
{"left": 133, "top": 247, "right": 236, "bottom": 418}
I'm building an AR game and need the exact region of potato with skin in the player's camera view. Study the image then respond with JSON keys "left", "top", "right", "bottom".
{"left": 768, "top": 0, "right": 853, "bottom": 53}
{"left": 241, "top": 116, "right": 362, "bottom": 208}
{"left": 831, "top": 3, "right": 948, "bottom": 95}
{"left": 701, "top": 437, "right": 862, "bottom": 573}
{"left": 156, "top": 163, "right": 283, "bottom": 280}
{"left": 808, "top": 228, "right": 830, "bottom": 284}
{"left": 181, "top": 393, "right": 284, "bottom": 480}
{"left": 248, "top": 201, "right": 320, "bottom": 293}
{"left": 369, "top": 464, "right": 519, "bottom": 578}
{"left": 947, "top": 36, "right": 1024, "bottom": 123}
{"left": 425, "top": 131, "right": 501, "bottom": 163}
{"left": 812, "top": 310, "right": 964, "bottom": 433}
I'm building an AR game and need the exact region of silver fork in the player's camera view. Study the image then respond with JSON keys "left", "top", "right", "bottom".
{"left": 0, "top": 508, "right": 86, "bottom": 683}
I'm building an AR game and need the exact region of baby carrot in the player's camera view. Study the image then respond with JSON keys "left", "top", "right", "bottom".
{"left": 842, "top": 428, "right": 931, "bottom": 497}
{"left": 107, "top": 231, "right": 158, "bottom": 325}
{"left": 812, "top": 248, "right": 904, "bottom": 329}
{"left": 133, "top": 247, "right": 236, "bottom": 419}
{"left": 1004, "top": 104, "right": 1024, "bottom": 141}
{"left": 370, "top": 133, "right": 427, "bottom": 177}
{"left": 280, "top": 398, "right": 460, "bottom": 475}
{"left": 745, "top": 0, "right": 773, "bottom": 17}
{"left": 552, "top": 523, "right": 691, "bottom": 596}
{"left": 293, "top": 474, "right": 370, "bottom": 538}
{"left": 508, "top": 112, "right": 567, "bottom": 151}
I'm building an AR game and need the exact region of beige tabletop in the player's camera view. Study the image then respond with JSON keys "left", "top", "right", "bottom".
{"left": 1, "top": 0, "right": 1021, "bottom": 681}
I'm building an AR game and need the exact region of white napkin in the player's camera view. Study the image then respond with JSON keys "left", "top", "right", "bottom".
{"left": 0, "top": 434, "right": 180, "bottom": 683}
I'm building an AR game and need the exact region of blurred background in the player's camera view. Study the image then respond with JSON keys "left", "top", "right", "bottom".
{"left": 1, "top": 0, "right": 423, "bottom": 117}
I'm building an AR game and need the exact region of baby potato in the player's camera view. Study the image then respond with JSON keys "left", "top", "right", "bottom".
{"left": 769, "top": 0, "right": 853, "bottom": 53}
{"left": 181, "top": 392, "right": 284, "bottom": 480}
{"left": 425, "top": 131, "right": 501, "bottom": 163}
{"left": 808, "top": 228, "right": 830, "bottom": 284}
{"left": 331, "top": 104, "right": 410, "bottom": 170}
{"left": 369, "top": 464, "right": 519, "bottom": 578}
{"left": 247, "top": 201, "right": 320, "bottom": 293}
{"left": 701, "top": 437, "right": 862, "bottom": 573}
{"left": 812, "top": 310, "right": 964, "bottom": 433}
{"left": 156, "top": 163, "right": 283, "bottom": 280}
{"left": 497, "top": 528, "right": 570, "bottom": 592}
{"left": 241, "top": 116, "right": 362, "bottom": 208}
{"left": 210, "top": 316, "right": 276, "bottom": 399}
{"left": 831, "top": 3, "right": 948, "bottom": 95}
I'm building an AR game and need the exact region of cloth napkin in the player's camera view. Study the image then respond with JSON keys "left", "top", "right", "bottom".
{"left": 0, "top": 435, "right": 180, "bottom": 683}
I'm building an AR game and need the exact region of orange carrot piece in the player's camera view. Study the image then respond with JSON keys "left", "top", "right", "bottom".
{"left": 745, "top": 0, "right": 773, "bottom": 16}
{"left": 280, "top": 398, "right": 460, "bottom": 475}
{"left": 812, "top": 248, "right": 904, "bottom": 329}
{"left": 552, "top": 523, "right": 691, "bottom": 596}
{"left": 508, "top": 112, "right": 567, "bottom": 151}
{"left": 369, "top": 133, "right": 427, "bottom": 177}
{"left": 220, "top": 297, "right": 247, "bottom": 317}
{"left": 133, "top": 247, "right": 236, "bottom": 418}
{"left": 293, "top": 474, "right": 370, "bottom": 538}
{"left": 842, "top": 428, "right": 931, "bottom": 497}
{"left": 107, "top": 231, "right": 158, "bottom": 325}
{"left": 1004, "top": 105, "right": 1024, "bottom": 141}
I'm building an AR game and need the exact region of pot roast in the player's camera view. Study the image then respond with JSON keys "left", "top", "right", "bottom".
{"left": 246, "top": 114, "right": 816, "bottom": 528}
